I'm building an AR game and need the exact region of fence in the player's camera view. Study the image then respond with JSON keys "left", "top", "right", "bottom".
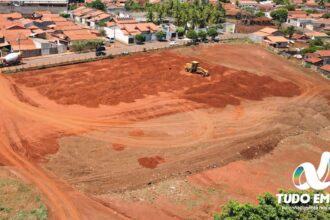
{"left": 1, "top": 38, "right": 229, "bottom": 73}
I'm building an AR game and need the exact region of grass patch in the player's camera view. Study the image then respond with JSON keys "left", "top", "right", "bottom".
{"left": 0, "top": 169, "right": 48, "bottom": 220}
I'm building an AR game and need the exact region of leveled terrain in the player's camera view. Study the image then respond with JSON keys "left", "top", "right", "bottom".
{"left": 0, "top": 44, "right": 329, "bottom": 219}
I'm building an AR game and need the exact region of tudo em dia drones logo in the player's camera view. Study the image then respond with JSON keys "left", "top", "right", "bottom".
{"left": 276, "top": 151, "right": 330, "bottom": 205}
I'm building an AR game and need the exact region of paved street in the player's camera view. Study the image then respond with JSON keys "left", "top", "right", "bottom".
{"left": 2, "top": 40, "right": 185, "bottom": 72}
{"left": 1, "top": 33, "right": 249, "bottom": 73}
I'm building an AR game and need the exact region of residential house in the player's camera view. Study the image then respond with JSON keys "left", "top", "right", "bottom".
{"left": 320, "top": 64, "right": 330, "bottom": 77}
{"left": 71, "top": 6, "right": 113, "bottom": 28}
{"left": 305, "top": 0, "right": 319, "bottom": 9}
{"left": 249, "top": 27, "right": 283, "bottom": 43}
{"left": 3, "top": 0, "right": 68, "bottom": 6}
{"left": 320, "top": 64, "right": 330, "bottom": 76}
{"left": 263, "top": 36, "right": 289, "bottom": 48}
{"left": 240, "top": 0, "right": 258, "bottom": 8}
{"left": 32, "top": 38, "right": 67, "bottom": 55}
{"left": 104, "top": 15, "right": 159, "bottom": 44}
{"left": 63, "top": 29, "right": 99, "bottom": 42}
{"left": 223, "top": 3, "right": 240, "bottom": 18}
{"left": 287, "top": 11, "right": 311, "bottom": 28}
{"left": 160, "top": 23, "right": 178, "bottom": 40}
{"left": 304, "top": 56, "right": 323, "bottom": 70}
{"left": 307, "top": 18, "right": 330, "bottom": 31}
{"left": 304, "top": 31, "right": 328, "bottom": 40}
{"left": 315, "top": 50, "right": 330, "bottom": 65}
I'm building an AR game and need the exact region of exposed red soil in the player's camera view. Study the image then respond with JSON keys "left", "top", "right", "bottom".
{"left": 138, "top": 156, "right": 165, "bottom": 169}
{"left": 183, "top": 71, "right": 301, "bottom": 108}
{"left": 0, "top": 44, "right": 328, "bottom": 220}
{"left": 12, "top": 52, "right": 205, "bottom": 107}
{"left": 128, "top": 129, "right": 145, "bottom": 137}
{"left": 236, "top": 24, "right": 273, "bottom": 33}
{"left": 13, "top": 51, "right": 301, "bottom": 111}
{"left": 326, "top": 94, "right": 330, "bottom": 105}
{"left": 112, "top": 143, "right": 126, "bottom": 151}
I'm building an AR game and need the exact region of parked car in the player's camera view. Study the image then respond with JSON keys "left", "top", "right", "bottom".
{"left": 96, "top": 46, "right": 106, "bottom": 56}
{"left": 169, "top": 41, "right": 178, "bottom": 47}
{"left": 106, "top": 37, "right": 115, "bottom": 43}
{"left": 213, "top": 36, "right": 220, "bottom": 42}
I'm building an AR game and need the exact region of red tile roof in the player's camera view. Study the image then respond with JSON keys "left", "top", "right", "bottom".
{"left": 320, "top": 64, "right": 330, "bottom": 72}
{"left": 305, "top": 57, "right": 322, "bottom": 64}
{"left": 63, "top": 29, "right": 99, "bottom": 41}
{"left": 119, "top": 23, "right": 159, "bottom": 36}
{"left": 316, "top": 50, "right": 330, "bottom": 57}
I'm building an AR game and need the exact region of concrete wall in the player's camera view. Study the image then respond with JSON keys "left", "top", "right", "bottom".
{"left": 249, "top": 34, "right": 263, "bottom": 43}
{"left": 0, "top": 5, "right": 66, "bottom": 14}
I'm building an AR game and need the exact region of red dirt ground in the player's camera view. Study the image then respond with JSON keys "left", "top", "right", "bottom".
{"left": 112, "top": 143, "right": 126, "bottom": 151}
{"left": 128, "top": 129, "right": 145, "bottom": 137}
{"left": 12, "top": 51, "right": 300, "bottom": 111}
{"left": 0, "top": 44, "right": 328, "bottom": 219}
{"left": 236, "top": 24, "right": 273, "bottom": 33}
{"left": 138, "top": 156, "right": 165, "bottom": 169}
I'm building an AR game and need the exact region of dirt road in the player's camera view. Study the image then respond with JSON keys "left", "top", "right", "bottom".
{"left": 0, "top": 44, "right": 329, "bottom": 219}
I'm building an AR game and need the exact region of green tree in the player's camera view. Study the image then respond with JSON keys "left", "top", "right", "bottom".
{"left": 322, "top": 13, "right": 330, "bottom": 18}
{"left": 255, "top": 11, "right": 265, "bottom": 17}
{"left": 319, "top": 0, "right": 326, "bottom": 7}
{"left": 97, "top": 20, "right": 107, "bottom": 27}
{"left": 207, "top": 27, "right": 218, "bottom": 39}
{"left": 135, "top": 34, "right": 145, "bottom": 44}
{"left": 214, "top": 190, "right": 330, "bottom": 220}
{"left": 86, "top": 0, "right": 106, "bottom": 11}
{"left": 145, "top": 0, "right": 226, "bottom": 29}
{"left": 186, "top": 29, "right": 198, "bottom": 40}
{"left": 198, "top": 30, "right": 207, "bottom": 40}
{"left": 309, "top": 38, "right": 324, "bottom": 46}
{"left": 155, "top": 30, "right": 166, "bottom": 41}
{"left": 146, "top": 7, "right": 154, "bottom": 22}
{"left": 270, "top": 8, "right": 288, "bottom": 27}
{"left": 125, "top": 0, "right": 143, "bottom": 11}
{"left": 60, "top": 13, "right": 70, "bottom": 18}
{"left": 284, "top": 26, "right": 295, "bottom": 39}
{"left": 176, "top": 26, "right": 185, "bottom": 38}
{"left": 71, "top": 39, "right": 104, "bottom": 52}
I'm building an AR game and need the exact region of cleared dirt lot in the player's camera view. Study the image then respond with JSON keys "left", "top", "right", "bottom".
{"left": 0, "top": 44, "right": 329, "bottom": 219}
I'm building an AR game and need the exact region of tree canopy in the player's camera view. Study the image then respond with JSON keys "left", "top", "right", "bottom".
{"left": 135, "top": 34, "right": 145, "bottom": 44}
{"left": 186, "top": 29, "right": 198, "bottom": 40}
{"left": 207, "top": 27, "right": 218, "bottom": 39}
{"left": 155, "top": 30, "right": 166, "bottom": 41}
{"left": 270, "top": 8, "right": 288, "bottom": 27}
{"left": 85, "top": 0, "right": 106, "bottom": 11}
{"left": 215, "top": 190, "right": 330, "bottom": 220}
{"left": 144, "top": 0, "right": 226, "bottom": 28}
{"left": 284, "top": 26, "right": 295, "bottom": 39}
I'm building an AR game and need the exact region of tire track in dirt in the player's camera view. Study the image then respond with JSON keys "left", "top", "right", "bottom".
{"left": 1, "top": 44, "right": 329, "bottom": 219}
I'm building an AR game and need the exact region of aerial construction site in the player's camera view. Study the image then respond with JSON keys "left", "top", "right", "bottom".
{"left": 0, "top": 43, "right": 329, "bottom": 219}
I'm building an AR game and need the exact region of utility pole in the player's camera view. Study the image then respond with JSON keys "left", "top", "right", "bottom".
{"left": 16, "top": 33, "right": 21, "bottom": 52}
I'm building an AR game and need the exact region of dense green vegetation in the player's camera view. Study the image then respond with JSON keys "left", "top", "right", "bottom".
{"left": 283, "top": 26, "right": 296, "bottom": 39}
{"left": 156, "top": 30, "right": 166, "bottom": 41}
{"left": 214, "top": 190, "right": 330, "bottom": 220}
{"left": 71, "top": 39, "right": 104, "bottom": 52}
{"left": 86, "top": 0, "right": 106, "bottom": 11}
{"left": 135, "top": 34, "right": 145, "bottom": 44}
{"left": 128, "top": 0, "right": 226, "bottom": 29}
{"left": 59, "top": 13, "right": 70, "bottom": 18}
{"left": 270, "top": 8, "right": 288, "bottom": 27}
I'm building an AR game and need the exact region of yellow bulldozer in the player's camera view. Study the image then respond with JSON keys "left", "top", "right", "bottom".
{"left": 184, "top": 61, "right": 209, "bottom": 77}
